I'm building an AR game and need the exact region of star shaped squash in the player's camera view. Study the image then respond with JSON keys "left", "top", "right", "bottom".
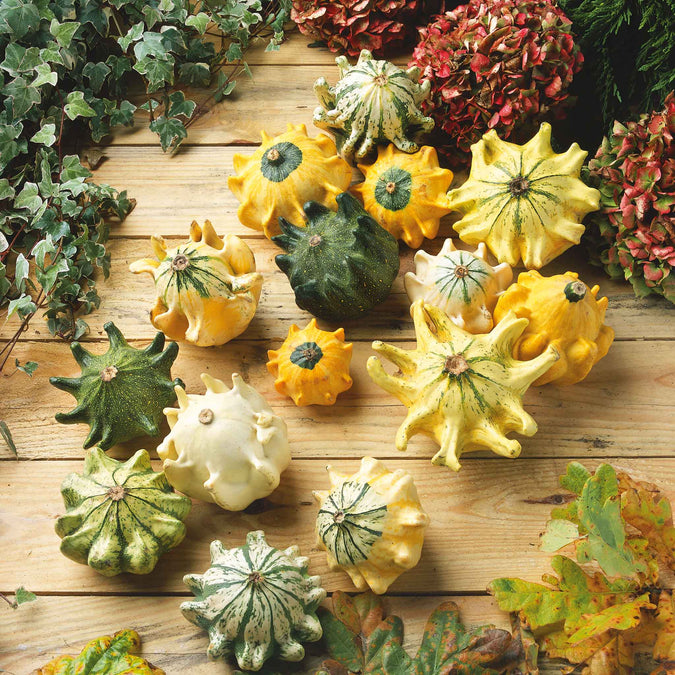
{"left": 367, "top": 300, "right": 559, "bottom": 470}
{"left": 446, "top": 123, "right": 600, "bottom": 268}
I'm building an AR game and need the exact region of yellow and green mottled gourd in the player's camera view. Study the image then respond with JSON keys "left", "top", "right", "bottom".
{"left": 494, "top": 270, "right": 615, "bottom": 385}
{"left": 130, "top": 220, "right": 262, "bottom": 347}
{"left": 367, "top": 300, "right": 559, "bottom": 471}
{"left": 446, "top": 123, "right": 601, "bottom": 268}
{"left": 227, "top": 123, "right": 352, "bottom": 239}
{"left": 313, "top": 457, "right": 429, "bottom": 594}
{"left": 313, "top": 50, "right": 434, "bottom": 162}
{"left": 55, "top": 448, "right": 191, "bottom": 576}
{"left": 181, "top": 531, "right": 326, "bottom": 672}
{"left": 351, "top": 144, "right": 453, "bottom": 248}
{"left": 267, "top": 318, "right": 353, "bottom": 406}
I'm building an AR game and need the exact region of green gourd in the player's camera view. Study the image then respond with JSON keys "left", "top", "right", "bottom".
{"left": 181, "top": 531, "right": 326, "bottom": 671}
{"left": 272, "top": 192, "right": 400, "bottom": 320}
{"left": 50, "top": 322, "right": 182, "bottom": 450}
{"left": 55, "top": 448, "right": 191, "bottom": 576}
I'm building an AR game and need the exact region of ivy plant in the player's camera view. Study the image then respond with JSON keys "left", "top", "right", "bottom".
{"left": 0, "top": 0, "right": 290, "bottom": 374}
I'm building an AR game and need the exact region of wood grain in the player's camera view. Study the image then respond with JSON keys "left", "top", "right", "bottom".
{"left": 1, "top": 457, "right": 673, "bottom": 597}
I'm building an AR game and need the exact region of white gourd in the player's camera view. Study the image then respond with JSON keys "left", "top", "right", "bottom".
{"left": 157, "top": 373, "right": 291, "bottom": 511}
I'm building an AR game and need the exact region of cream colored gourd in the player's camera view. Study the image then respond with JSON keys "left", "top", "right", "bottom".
{"left": 367, "top": 300, "right": 559, "bottom": 470}
{"left": 404, "top": 239, "right": 512, "bottom": 333}
{"left": 130, "top": 221, "right": 262, "bottom": 346}
{"left": 494, "top": 270, "right": 615, "bottom": 385}
{"left": 446, "top": 123, "right": 601, "bottom": 268}
{"left": 314, "top": 457, "right": 429, "bottom": 594}
{"left": 157, "top": 373, "right": 291, "bottom": 511}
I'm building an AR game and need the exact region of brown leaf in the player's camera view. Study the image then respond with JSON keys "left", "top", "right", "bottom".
{"left": 352, "top": 592, "right": 384, "bottom": 638}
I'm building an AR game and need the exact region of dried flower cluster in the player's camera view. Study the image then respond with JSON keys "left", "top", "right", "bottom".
{"left": 409, "top": 0, "right": 583, "bottom": 163}
{"left": 588, "top": 93, "right": 675, "bottom": 303}
{"left": 291, "top": 0, "right": 421, "bottom": 57}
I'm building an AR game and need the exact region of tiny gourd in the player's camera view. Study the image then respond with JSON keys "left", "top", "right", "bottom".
{"left": 157, "top": 373, "right": 291, "bottom": 511}
{"left": 351, "top": 144, "right": 454, "bottom": 248}
{"left": 227, "top": 123, "right": 352, "bottom": 239}
{"left": 267, "top": 318, "right": 353, "bottom": 406}
{"left": 313, "top": 49, "right": 435, "bottom": 162}
{"left": 367, "top": 300, "right": 559, "bottom": 471}
{"left": 446, "top": 123, "right": 601, "bottom": 269}
{"left": 273, "top": 191, "right": 400, "bottom": 321}
{"left": 50, "top": 322, "right": 182, "bottom": 450}
{"left": 55, "top": 448, "right": 191, "bottom": 576}
{"left": 404, "top": 239, "right": 513, "bottom": 334}
{"left": 129, "top": 220, "right": 263, "bottom": 347}
{"left": 494, "top": 270, "right": 615, "bottom": 385}
{"left": 314, "top": 456, "right": 429, "bottom": 595}
{"left": 181, "top": 531, "right": 326, "bottom": 671}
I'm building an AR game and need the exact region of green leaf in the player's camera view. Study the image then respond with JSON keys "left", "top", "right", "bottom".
{"left": 14, "top": 252, "right": 28, "bottom": 291}
{"left": 14, "top": 182, "right": 42, "bottom": 213}
{"left": 117, "top": 22, "right": 144, "bottom": 51}
{"left": 186, "top": 12, "right": 210, "bottom": 34}
{"left": 13, "top": 586, "right": 36, "bottom": 605}
{"left": 0, "top": 43, "right": 41, "bottom": 76}
{"left": 317, "top": 606, "right": 364, "bottom": 673}
{"left": 64, "top": 91, "right": 96, "bottom": 120}
{"left": 0, "top": 122, "right": 24, "bottom": 170}
{"left": 364, "top": 616, "right": 404, "bottom": 673}
{"left": 7, "top": 293, "right": 36, "bottom": 318}
{"left": 0, "top": 0, "right": 41, "bottom": 40}
{"left": 3, "top": 76, "right": 41, "bottom": 118}
{"left": 60, "top": 155, "right": 91, "bottom": 181}
{"left": 134, "top": 55, "right": 174, "bottom": 91}
{"left": 178, "top": 61, "right": 211, "bottom": 87}
{"left": 560, "top": 461, "right": 592, "bottom": 495}
{"left": 0, "top": 178, "right": 15, "bottom": 201}
{"left": 82, "top": 62, "right": 111, "bottom": 94}
{"left": 149, "top": 115, "right": 187, "bottom": 151}
{"left": 30, "top": 63, "right": 58, "bottom": 88}
{"left": 15, "top": 359, "right": 38, "bottom": 377}
{"left": 166, "top": 91, "right": 195, "bottom": 119}
{"left": 0, "top": 420, "right": 17, "bottom": 456}
{"left": 540, "top": 518, "right": 580, "bottom": 552}
{"left": 49, "top": 18, "right": 80, "bottom": 48}
{"left": 30, "top": 122, "right": 56, "bottom": 146}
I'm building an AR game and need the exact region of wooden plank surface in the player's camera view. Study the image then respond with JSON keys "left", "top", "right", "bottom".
{"left": 2, "top": 27, "right": 673, "bottom": 675}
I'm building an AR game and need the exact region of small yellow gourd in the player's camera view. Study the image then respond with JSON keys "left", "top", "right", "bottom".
{"left": 446, "top": 123, "right": 601, "bottom": 268}
{"left": 404, "top": 239, "right": 512, "bottom": 333}
{"left": 313, "top": 457, "right": 429, "bottom": 594}
{"left": 130, "top": 221, "right": 262, "bottom": 347}
{"left": 351, "top": 144, "right": 453, "bottom": 248}
{"left": 494, "top": 270, "right": 615, "bottom": 386}
{"left": 228, "top": 123, "right": 353, "bottom": 239}
{"left": 267, "top": 319, "right": 353, "bottom": 406}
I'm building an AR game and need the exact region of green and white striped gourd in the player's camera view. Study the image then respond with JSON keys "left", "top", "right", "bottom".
{"left": 313, "top": 49, "right": 434, "bottom": 162}
{"left": 55, "top": 448, "right": 191, "bottom": 576}
{"left": 405, "top": 239, "right": 513, "bottom": 333}
{"left": 181, "top": 531, "right": 326, "bottom": 671}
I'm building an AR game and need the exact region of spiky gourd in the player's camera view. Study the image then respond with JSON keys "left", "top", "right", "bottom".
{"left": 494, "top": 270, "right": 615, "bottom": 385}
{"left": 446, "top": 123, "right": 601, "bottom": 268}
{"left": 313, "top": 49, "right": 434, "bottom": 162}
{"left": 227, "top": 123, "right": 352, "bottom": 239}
{"left": 55, "top": 449, "right": 191, "bottom": 576}
{"left": 50, "top": 322, "right": 181, "bottom": 450}
{"left": 314, "top": 457, "right": 429, "bottom": 594}
{"left": 351, "top": 144, "right": 454, "bottom": 248}
{"left": 367, "top": 300, "right": 559, "bottom": 470}
{"left": 405, "top": 239, "right": 513, "bottom": 334}
{"left": 157, "top": 373, "right": 291, "bottom": 511}
{"left": 273, "top": 192, "right": 400, "bottom": 321}
{"left": 181, "top": 531, "right": 326, "bottom": 671}
{"left": 267, "top": 318, "right": 353, "bottom": 406}
{"left": 129, "top": 221, "right": 262, "bottom": 347}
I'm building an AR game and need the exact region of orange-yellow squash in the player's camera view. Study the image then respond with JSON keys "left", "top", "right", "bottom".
{"left": 494, "top": 270, "right": 615, "bottom": 386}
{"left": 130, "top": 221, "right": 262, "bottom": 347}
{"left": 228, "top": 123, "right": 353, "bottom": 239}
{"left": 267, "top": 318, "right": 353, "bottom": 406}
{"left": 351, "top": 144, "right": 453, "bottom": 248}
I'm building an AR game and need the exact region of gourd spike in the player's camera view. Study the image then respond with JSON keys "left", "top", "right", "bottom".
{"left": 510, "top": 344, "right": 560, "bottom": 390}
{"left": 396, "top": 402, "right": 435, "bottom": 451}
{"left": 411, "top": 301, "right": 441, "bottom": 351}
{"left": 97, "top": 425, "right": 115, "bottom": 451}
{"left": 182, "top": 573, "right": 203, "bottom": 595}
{"left": 151, "top": 234, "right": 167, "bottom": 260}
{"left": 174, "top": 385, "right": 189, "bottom": 409}
{"left": 189, "top": 219, "right": 203, "bottom": 243}
{"left": 486, "top": 311, "right": 529, "bottom": 353}
{"left": 137, "top": 414, "right": 159, "bottom": 437}
{"left": 83, "top": 419, "right": 103, "bottom": 449}
{"left": 201, "top": 372, "right": 227, "bottom": 393}
{"left": 371, "top": 340, "right": 415, "bottom": 373}
{"left": 103, "top": 322, "right": 127, "bottom": 350}
{"left": 474, "top": 423, "right": 523, "bottom": 460}
{"left": 303, "top": 199, "right": 332, "bottom": 221}
{"left": 69, "top": 342, "right": 92, "bottom": 367}
{"left": 49, "top": 376, "right": 82, "bottom": 394}
{"left": 143, "top": 330, "right": 166, "bottom": 356}
{"left": 149, "top": 339, "right": 178, "bottom": 367}
{"left": 431, "top": 423, "right": 463, "bottom": 471}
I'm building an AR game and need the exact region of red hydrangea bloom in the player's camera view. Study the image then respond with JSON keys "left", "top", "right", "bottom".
{"left": 409, "top": 0, "right": 583, "bottom": 164}
{"left": 291, "top": 0, "right": 421, "bottom": 57}
{"left": 588, "top": 93, "right": 675, "bottom": 303}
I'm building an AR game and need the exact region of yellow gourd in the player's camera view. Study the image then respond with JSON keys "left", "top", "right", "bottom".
{"left": 313, "top": 457, "right": 429, "bottom": 594}
{"left": 494, "top": 270, "right": 615, "bottom": 385}
{"left": 228, "top": 123, "right": 353, "bottom": 239}
{"left": 351, "top": 144, "right": 453, "bottom": 248}
{"left": 367, "top": 300, "right": 559, "bottom": 470}
{"left": 130, "top": 221, "right": 262, "bottom": 347}
{"left": 446, "top": 123, "right": 601, "bottom": 268}
{"left": 267, "top": 319, "right": 353, "bottom": 406}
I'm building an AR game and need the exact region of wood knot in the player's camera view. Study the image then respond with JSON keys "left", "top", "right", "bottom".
{"left": 100, "top": 366, "right": 118, "bottom": 382}
{"left": 444, "top": 354, "right": 469, "bottom": 376}
{"left": 198, "top": 408, "right": 214, "bottom": 425}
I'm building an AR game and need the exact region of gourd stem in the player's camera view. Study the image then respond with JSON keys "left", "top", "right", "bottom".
{"left": 444, "top": 354, "right": 469, "bottom": 375}
{"left": 100, "top": 366, "right": 118, "bottom": 382}
{"left": 564, "top": 280, "right": 587, "bottom": 302}
{"left": 171, "top": 254, "right": 190, "bottom": 271}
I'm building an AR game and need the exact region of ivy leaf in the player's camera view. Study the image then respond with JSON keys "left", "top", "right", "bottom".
{"left": 14, "top": 251, "right": 28, "bottom": 291}
{"left": 13, "top": 586, "right": 36, "bottom": 605}
{"left": 149, "top": 115, "right": 187, "bottom": 151}
{"left": 15, "top": 359, "right": 38, "bottom": 376}
{"left": 64, "top": 90, "right": 96, "bottom": 120}
{"left": 0, "top": 178, "right": 14, "bottom": 201}
{"left": 0, "top": 0, "right": 41, "bottom": 40}
{"left": 60, "top": 155, "right": 91, "bottom": 181}
{"left": 49, "top": 18, "right": 80, "bottom": 48}
{"left": 30, "top": 63, "right": 58, "bottom": 88}
{"left": 30, "top": 122, "right": 56, "bottom": 146}
{"left": 0, "top": 420, "right": 17, "bottom": 457}
{"left": 186, "top": 12, "right": 210, "bottom": 34}
{"left": 82, "top": 62, "right": 111, "bottom": 94}
{"left": 166, "top": 91, "right": 195, "bottom": 119}
{"left": 3, "top": 76, "right": 41, "bottom": 118}
{"left": 14, "top": 182, "right": 42, "bottom": 212}
{"left": 0, "top": 43, "right": 41, "bottom": 76}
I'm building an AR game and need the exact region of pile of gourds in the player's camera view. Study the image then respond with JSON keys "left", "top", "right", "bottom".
{"left": 47, "top": 48, "right": 616, "bottom": 672}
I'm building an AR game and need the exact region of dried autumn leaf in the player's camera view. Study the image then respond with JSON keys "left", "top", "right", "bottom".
{"left": 32, "top": 629, "right": 163, "bottom": 675}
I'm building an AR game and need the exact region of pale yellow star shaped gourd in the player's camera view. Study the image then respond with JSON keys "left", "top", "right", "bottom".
{"left": 367, "top": 300, "right": 559, "bottom": 471}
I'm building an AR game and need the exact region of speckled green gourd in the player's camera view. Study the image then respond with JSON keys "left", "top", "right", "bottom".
{"left": 50, "top": 322, "right": 182, "bottom": 450}
{"left": 55, "top": 448, "right": 191, "bottom": 576}
{"left": 272, "top": 192, "right": 400, "bottom": 320}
